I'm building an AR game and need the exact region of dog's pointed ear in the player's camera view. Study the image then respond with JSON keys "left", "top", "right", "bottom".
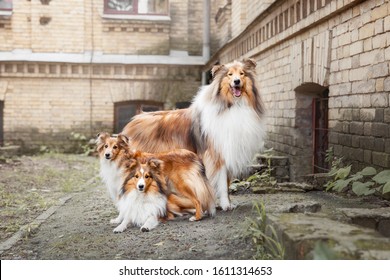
{"left": 124, "top": 158, "right": 138, "bottom": 170}
{"left": 117, "top": 133, "right": 129, "bottom": 145}
{"left": 147, "top": 158, "right": 163, "bottom": 171}
{"left": 96, "top": 132, "right": 110, "bottom": 144}
{"left": 211, "top": 64, "right": 225, "bottom": 78}
{"left": 128, "top": 159, "right": 138, "bottom": 169}
{"left": 243, "top": 58, "right": 256, "bottom": 70}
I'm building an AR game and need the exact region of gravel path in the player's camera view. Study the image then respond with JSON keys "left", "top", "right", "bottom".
{"left": 1, "top": 182, "right": 259, "bottom": 260}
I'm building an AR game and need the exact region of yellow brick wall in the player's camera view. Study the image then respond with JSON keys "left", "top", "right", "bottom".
{"left": 0, "top": 62, "right": 202, "bottom": 150}
{"left": 0, "top": 0, "right": 203, "bottom": 55}
{"left": 0, "top": 0, "right": 205, "bottom": 150}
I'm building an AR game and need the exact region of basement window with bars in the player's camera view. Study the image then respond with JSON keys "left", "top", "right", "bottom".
{"left": 104, "top": 0, "right": 168, "bottom": 15}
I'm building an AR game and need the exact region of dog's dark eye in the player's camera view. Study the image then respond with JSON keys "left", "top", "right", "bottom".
{"left": 104, "top": 144, "right": 108, "bottom": 148}
{"left": 113, "top": 145, "right": 118, "bottom": 149}
{"left": 135, "top": 174, "right": 139, "bottom": 179}
{"left": 145, "top": 174, "right": 150, "bottom": 179}
{"left": 240, "top": 72, "right": 244, "bottom": 76}
{"left": 228, "top": 73, "right": 233, "bottom": 76}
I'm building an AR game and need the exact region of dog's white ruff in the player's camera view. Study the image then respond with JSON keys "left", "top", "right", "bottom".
{"left": 113, "top": 189, "right": 167, "bottom": 232}
{"left": 99, "top": 158, "right": 123, "bottom": 205}
{"left": 192, "top": 85, "right": 265, "bottom": 210}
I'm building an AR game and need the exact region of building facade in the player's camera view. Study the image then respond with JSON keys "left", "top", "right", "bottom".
{"left": 1, "top": 0, "right": 390, "bottom": 180}
{"left": 0, "top": 0, "right": 205, "bottom": 151}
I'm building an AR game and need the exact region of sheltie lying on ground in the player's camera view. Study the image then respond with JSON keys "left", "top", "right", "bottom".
{"left": 112, "top": 158, "right": 167, "bottom": 232}
{"left": 122, "top": 58, "right": 266, "bottom": 210}
{"left": 96, "top": 132, "right": 216, "bottom": 230}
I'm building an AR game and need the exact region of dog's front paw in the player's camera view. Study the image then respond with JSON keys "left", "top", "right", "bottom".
{"left": 218, "top": 202, "right": 236, "bottom": 211}
{"left": 140, "top": 227, "right": 149, "bottom": 232}
{"left": 113, "top": 225, "right": 126, "bottom": 233}
{"left": 189, "top": 216, "right": 197, "bottom": 222}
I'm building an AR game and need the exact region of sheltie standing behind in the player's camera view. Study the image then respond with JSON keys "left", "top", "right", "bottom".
{"left": 123, "top": 58, "right": 265, "bottom": 211}
{"left": 96, "top": 132, "right": 128, "bottom": 213}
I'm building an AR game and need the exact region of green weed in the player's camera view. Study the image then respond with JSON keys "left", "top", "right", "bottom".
{"left": 325, "top": 147, "right": 390, "bottom": 197}
{"left": 244, "top": 200, "right": 285, "bottom": 260}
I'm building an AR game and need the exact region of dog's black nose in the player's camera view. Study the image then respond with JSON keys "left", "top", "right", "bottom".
{"left": 138, "top": 184, "right": 145, "bottom": 191}
{"left": 234, "top": 79, "right": 240, "bottom": 85}
{"left": 105, "top": 153, "right": 110, "bottom": 159}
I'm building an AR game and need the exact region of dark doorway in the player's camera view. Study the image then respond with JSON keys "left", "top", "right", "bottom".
{"left": 295, "top": 83, "right": 329, "bottom": 174}
{"left": 114, "top": 101, "right": 163, "bottom": 133}
{"left": 312, "top": 89, "right": 329, "bottom": 173}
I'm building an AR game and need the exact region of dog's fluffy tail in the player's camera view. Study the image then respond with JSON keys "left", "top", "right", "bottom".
{"left": 184, "top": 164, "right": 216, "bottom": 217}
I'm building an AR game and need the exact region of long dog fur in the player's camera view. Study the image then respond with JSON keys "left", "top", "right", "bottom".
{"left": 123, "top": 58, "right": 265, "bottom": 210}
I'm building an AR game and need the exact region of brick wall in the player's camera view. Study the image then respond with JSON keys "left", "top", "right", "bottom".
{"left": 0, "top": 0, "right": 204, "bottom": 55}
{"left": 328, "top": 0, "right": 390, "bottom": 171}
{"left": 231, "top": 0, "right": 247, "bottom": 38}
{"left": 0, "top": 62, "right": 201, "bottom": 151}
{"left": 0, "top": 0, "right": 204, "bottom": 151}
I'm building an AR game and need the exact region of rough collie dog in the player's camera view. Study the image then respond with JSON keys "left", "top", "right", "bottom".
{"left": 96, "top": 132, "right": 216, "bottom": 222}
{"left": 122, "top": 58, "right": 265, "bottom": 210}
{"left": 113, "top": 159, "right": 167, "bottom": 232}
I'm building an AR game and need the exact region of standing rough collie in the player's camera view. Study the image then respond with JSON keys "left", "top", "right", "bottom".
{"left": 113, "top": 159, "right": 167, "bottom": 232}
{"left": 123, "top": 58, "right": 265, "bottom": 210}
{"left": 96, "top": 132, "right": 216, "bottom": 222}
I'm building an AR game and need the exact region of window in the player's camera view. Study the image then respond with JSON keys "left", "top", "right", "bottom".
{"left": 0, "top": 0, "right": 12, "bottom": 11}
{"left": 114, "top": 101, "right": 163, "bottom": 133}
{"left": 104, "top": 0, "right": 168, "bottom": 15}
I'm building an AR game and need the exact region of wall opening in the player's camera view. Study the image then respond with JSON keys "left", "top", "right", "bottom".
{"left": 312, "top": 89, "right": 329, "bottom": 173}
{"left": 295, "top": 83, "right": 329, "bottom": 174}
{"left": 114, "top": 100, "right": 163, "bottom": 133}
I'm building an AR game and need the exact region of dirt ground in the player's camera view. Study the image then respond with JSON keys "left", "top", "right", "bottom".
{"left": 0, "top": 153, "right": 99, "bottom": 242}
{"left": 0, "top": 154, "right": 260, "bottom": 260}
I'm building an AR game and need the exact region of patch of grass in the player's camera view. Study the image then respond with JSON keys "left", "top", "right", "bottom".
{"left": 244, "top": 200, "right": 285, "bottom": 260}
{"left": 0, "top": 153, "right": 99, "bottom": 242}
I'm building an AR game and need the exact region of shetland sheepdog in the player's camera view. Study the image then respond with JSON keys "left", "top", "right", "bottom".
{"left": 96, "top": 132, "right": 216, "bottom": 223}
{"left": 96, "top": 132, "right": 127, "bottom": 224}
{"left": 122, "top": 58, "right": 265, "bottom": 210}
{"left": 112, "top": 158, "right": 167, "bottom": 232}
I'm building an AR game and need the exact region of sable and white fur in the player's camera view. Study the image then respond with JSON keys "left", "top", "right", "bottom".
{"left": 113, "top": 159, "right": 167, "bottom": 232}
{"left": 96, "top": 133, "right": 128, "bottom": 220}
{"left": 96, "top": 133, "right": 216, "bottom": 223}
{"left": 122, "top": 58, "right": 265, "bottom": 210}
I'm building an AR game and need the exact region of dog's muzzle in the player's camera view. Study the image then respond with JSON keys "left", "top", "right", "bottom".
{"left": 137, "top": 184, "right": 145, "bottom": 192}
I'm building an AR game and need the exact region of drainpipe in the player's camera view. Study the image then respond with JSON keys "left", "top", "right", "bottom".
{"left": 201, "top": 0, "right": 210, "bottom": 85}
